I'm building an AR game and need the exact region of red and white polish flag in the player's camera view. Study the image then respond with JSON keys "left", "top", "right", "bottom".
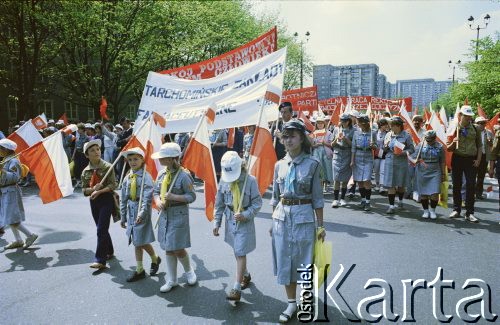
{"left": 20, "top": 131, "right": 73, "bottom": 203}
{"left": 7, "top": 119, "right": 43, "bottom": 153}
{"left": 248, "top": 96, "right": 277, "bottom": 195}
{"left": 182, "top": 111, "right": 217, "bottom": 221}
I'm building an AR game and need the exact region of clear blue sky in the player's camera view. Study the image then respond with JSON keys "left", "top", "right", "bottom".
{"left": 251, "top": 0, "right": 500, "bottom": 84}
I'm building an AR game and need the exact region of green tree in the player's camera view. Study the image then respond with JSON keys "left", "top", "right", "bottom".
{"left": 437, "top": 34, "right": 500, "bottom": 117}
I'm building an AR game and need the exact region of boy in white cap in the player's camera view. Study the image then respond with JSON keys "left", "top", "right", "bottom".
{"left": 120, "top": 147, "right": 161, "bottom": 282}
{"left": 213, "top": 151, "right": 262, "bottom": 302}
{"left": 0, "top": 139, "right": 38, "bottom": 249}
{"left": 152, "top": 142, "right": 197, "bottom": 293}
{"left": 446, "top": 105, "right": 482, "bottom": 222}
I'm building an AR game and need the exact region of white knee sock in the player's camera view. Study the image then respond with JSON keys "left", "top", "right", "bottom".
{"left": 166, "top": 255, "right": 178, "bottom": 283}
{"left": 16, "top": 224, "right": 32, "bottom": 237}
{"left": 11, "top": 227, "right": 22, "bottom": 242}
{"left": 178, "top": 255, "right": 192, "bottom": 273}
{"left": 284, "top": 299, "right": 297, "bottom": 315}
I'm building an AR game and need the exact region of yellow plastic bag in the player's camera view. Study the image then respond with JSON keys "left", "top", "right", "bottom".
{"left": 69, "top": 160, "right": 75, "bottom": 178}
{"left": 314, "top": 235, "right": 332, "bottom": 288}
{"left": 438, "top": 169, "right": 448, "bottom": 208}
{"left": 20, "top": 164, "right": 30, "bottom": 178}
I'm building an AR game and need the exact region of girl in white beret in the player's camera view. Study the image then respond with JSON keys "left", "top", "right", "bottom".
{"left": 0, "top": 139, "right": 38, "bottom": 250}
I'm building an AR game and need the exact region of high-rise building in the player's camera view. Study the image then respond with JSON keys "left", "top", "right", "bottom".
{"left": 396, "top": 79, "right": 452, "bottom": 108}
{"left": 313, "top": 64, "right": 452, "bottom": 108}
{"left": 313, "top": 64, "right": 379, "bottom": 99}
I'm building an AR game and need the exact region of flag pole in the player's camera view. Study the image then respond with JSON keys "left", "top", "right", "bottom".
{"left": 155, "top": 110, "right": 207, "bottom": 228}
{"left": 235, "top": 96, "right": 266, "bottom": 230}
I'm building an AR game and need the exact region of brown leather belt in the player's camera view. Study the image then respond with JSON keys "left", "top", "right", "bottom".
{"left": 281, "top": 198, "right": 312, "bottom": 206}
{"left": 164, "top": 202, "right": 187, "bottom": 208}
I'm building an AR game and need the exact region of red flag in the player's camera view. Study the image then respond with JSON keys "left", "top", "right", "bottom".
{"left": 486, "top": 112, "right": 500, "bottom": 134}
{"left": 206, "top": 107, "right": 216, "bottom": 124}
{"left": 329, "top": 107, "right": 339, "bottom": 127}
{"left": 477, "top": 103, "right": 487, "bottom": 119}
{"left": 152, "top": 111, "right": 166, "bottom": 128}
{"left": 423, "top": 108, "right": 431, "bottom": 123}
{"left": 182, "top": 115, "right": 217, "bottom": 221}
{"left": 248, "top": 103, "right": 277, "bottom": 194}
{"left": 398, "top": 103, "right": 421, "bottom": 145}
{"left": 58, "top": 113, "right": 69, "bottom": 126}
{"left": 298, "top": 110, "right": 315, "bottom": 132}
{"left": 99, "top": 96, "right": 109, "bottom": 121}
{"left": 227, "top": 128, "right": 235, "bottom": 149}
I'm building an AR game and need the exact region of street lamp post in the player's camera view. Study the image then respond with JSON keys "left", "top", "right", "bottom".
{"left": 294, "top": 31, "right": 310, "bottom": 88}
{"left": 448, "top": 60, "right": 461, "bottom": 84}
{"left": 467, "top": 14, "right": 491, "bottom": 61}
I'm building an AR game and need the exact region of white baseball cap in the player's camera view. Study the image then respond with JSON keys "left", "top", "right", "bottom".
{"left": 460, "top": 105, "right": 474, "bottom": 116}
{"left": 151, "top": 142, "right": 181, "bottom": 159}
{"left": 220, "top": 151, "right": 242, "bottom": 183}
{"left": 83, "top": 139, "right": 101, "bottom": 154}
{"left": 122, "top": 147, "right": 145, "bottom": 158}
{"left": 0, "top": 139, "right": 17, "bottom": 151}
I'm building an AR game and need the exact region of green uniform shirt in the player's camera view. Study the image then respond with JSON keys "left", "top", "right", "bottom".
{"left": 491, "top": 129, "right": 500, "bottom": 160}
{"left": 453, "top": 123, "right": 482, "bottom": 157}
{"left": 81, "top": 159, "right": 117, "bottom": 195}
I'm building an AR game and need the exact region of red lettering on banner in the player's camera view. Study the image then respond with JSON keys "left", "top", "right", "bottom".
{"left": 159, "top": 27, "right": 277, "bottom": 80}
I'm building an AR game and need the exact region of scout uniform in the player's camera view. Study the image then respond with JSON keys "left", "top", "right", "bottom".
{"left": 373, "top": 121, "right": 388, "bottom": 191}
{"left": 312, "top": 121, "right": 334, "bottom": 183}
{"left": 214, "top": 172, "right": 262, "bottom": 257}
{"left": 271, "top": 151, "right": 323, "bottom": 285}
{"left": 120, "top": 168, "right": 155, "bottom": 247}
{"left": 414, "top": 141, "right": 445, "bottom": 196}
{"left": 383, "top": 129, "right": 415, "bottom": 188}
{"left": 352, "top": 128, "right": 376, "bottom": 182}
{"left": 152, "top": 142, "right": 197, "bottom": 293}
{"left": 81, "top": 139, "right": 117, "bottom": 267}
{"left": 332, "top": 124, "right": 354, "bottom": 182}
{"left": 0, "top": 139, "right": 38, "bottom": 249}
{"left": 214, "top": 151, "right": 262, "bottom": 302}
{"left": 0, "top": 156, "right": 26, "bottom": 227}
{"left": 447, "top": 105, "right": 482, "bottom": 221}
{"left": 154, "top": 167, "right": 196, "bottom": 251}
{"left": 490, "top": 127, "right": 500, "bottom": 213}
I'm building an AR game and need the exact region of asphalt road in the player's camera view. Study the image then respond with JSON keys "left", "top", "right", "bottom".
{"left": 1, "top": 180, "right": 498, "bottom": 324}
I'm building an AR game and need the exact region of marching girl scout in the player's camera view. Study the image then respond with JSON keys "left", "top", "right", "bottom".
{"left": 373, "top": 118, "right": 389, "bottom": 193}
{"left": 120, "top": 147, "right": 161, "bottom": 282}
{"left": 311, "top": 116, "right": 334, "bottom": 189}
{"left": 81, "top": 139, "right": 117, "bottom": 270}
{"left": 383, "top": 116, "right": 415, "bottom": 214}
{"left": 0, "top": 139, "right": 38, "bottom": 250}
{"left": 151, "top": 143, "right": 197, "bottom": 293}
{"left": 351, "top": 114, "right": 377, "bottom": 211}
{"left": 213, "top": 151, "right": 262, "bottom": 302}
{"left": 331, "top": 113, "right": 354, "bottom": 208}
{"left": 270, "top": 120, "right": 325, "bottom": 323}
{"left": 410, "top": 131, "right": 446, "bottom": 219}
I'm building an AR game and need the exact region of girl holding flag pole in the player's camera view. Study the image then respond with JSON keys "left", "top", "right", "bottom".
{"left": 152, "top": 142, "right": 197, "bottom": 293}
{"left": 408, "top": 131, "right": 446, "bottom": 219}
{"left": 120, "top": 147, "right": 161, "bottom": 282}
{"left": 383, "top": 116, "right": 415, "bottom": 214}
{"left": 213, "top": 151, "right": 262, "bottom": 302}
{"left": 0, "top": 139, "right": 38, "bottom": 250}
